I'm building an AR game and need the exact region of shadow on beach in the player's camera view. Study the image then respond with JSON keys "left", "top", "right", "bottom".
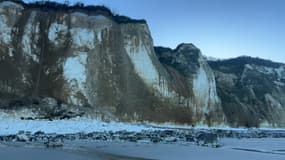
{"left": 0, "top": 143, "right": 153, "bottom": 160}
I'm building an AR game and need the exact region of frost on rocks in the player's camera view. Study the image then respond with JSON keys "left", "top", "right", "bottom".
{"left": 21, "top": 12, "right": 39, "bottom": 62}
{"left": 0, "top": 118, "right": 155, "bottom": 135}
{"left": 0, "top": 1, "right": 23, "bottom": 44}
{"left": 255, "top": 65, "right": 285, "bottom": 77}
{"left": 265, "top": 94, "right": 283, "bottom": 110}
{"left": 251, "top": 65, "right": 285, "bottom": 82}
{"left": 96, "top": 31, "right": 102, "bottom": 42}
{"left": 48, "top": 23, "right": 68, "bottom": 45}
{"left": 275, "top": 66, "right": 285, "bottom": 80}
{"left": 274, "top": 81, "right": 285, "bottom": 86}
{"left": 71, "top": 28, "right": 95, "bottom": 49}
{"left": 64, "top": 52, "right": 88, "bottom": 105}
{"left": 245, "top": 64, "right": 254, "bottom": 70}
{"left": 8, "top": 48, "right": 13, "bottom": 57}
{"left": 0, "top": 15, "right": 11, "bottom": 44}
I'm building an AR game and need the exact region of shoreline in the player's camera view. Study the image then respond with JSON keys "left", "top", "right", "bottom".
{"left": 1, "top": 138, "right": 285, "bottom": 160}
{"left": 0, "top": 118, "right": 285, "bottom": 159}
{"left": 0, "top": 117, "right": 285, "bottom": 136}
{"left": 0, "top": 143, "right": 151, "bottom": 160}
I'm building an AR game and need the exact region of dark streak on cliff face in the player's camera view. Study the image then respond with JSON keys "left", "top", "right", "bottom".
{"left": 154, "top": 44, "right": 200, "bottom": 98}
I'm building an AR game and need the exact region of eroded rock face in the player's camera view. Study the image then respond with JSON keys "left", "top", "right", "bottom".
{"left": 0, "top": 1, "right": 225, "bottom": 125}
{"left": 154, "top": 44, "right": 224, "bottom": 125}
{"left": 209, "top": 56, "right": 285, "bottom": 127}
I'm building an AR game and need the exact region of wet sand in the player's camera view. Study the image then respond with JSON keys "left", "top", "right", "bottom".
{"left": 66, "top": 138, "right": 285, "bottom": 160}
{"left": 0, "top": 143, "right": 151, "bottom": 160}
{"left": 1, "top": 138, "right": 285, "bottom": 160}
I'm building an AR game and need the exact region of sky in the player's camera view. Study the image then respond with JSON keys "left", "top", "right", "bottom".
{"left": 24, "top": 0, "right": 285, "bottom": 63}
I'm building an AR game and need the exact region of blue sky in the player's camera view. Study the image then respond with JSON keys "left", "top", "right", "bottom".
{"left": 24, "top": 0, "right": 285, "bottom": 62}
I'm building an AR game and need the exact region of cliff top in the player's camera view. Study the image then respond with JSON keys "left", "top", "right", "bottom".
{"left": 209, "top": 56, "right": 284, "bottom": 68}
{"left": 0, "top": 0, "right": 146, "bottom": 24}
{"left": 155, "top": 43, "right": 200, "bottom": 53}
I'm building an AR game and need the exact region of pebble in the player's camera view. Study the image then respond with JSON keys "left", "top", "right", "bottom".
{"left": 1, "top": 129, "right": 285, "bottom": 148}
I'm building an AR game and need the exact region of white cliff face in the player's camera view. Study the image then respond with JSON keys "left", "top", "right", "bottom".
{"left": 124, "top": 38, "right": 160, "bottom": 87}
{"left": 63, "top": 53, "right": 88, "bottom": 105}
{"left": 0, "top": 14, "right": 11, "bottom": 44}
{"left": 70, "top": 28, "right": 95, "bottom": 50}
{"left": 3, "top": 1, "right": 285, "bottom": 127}
{"left": 45, "top": 12, "right": 114, "bottom": 105}
{"left": 122, "top": 24, "right": 181, "bottom": 100}
{"left": 48, "top": 22, "right": 68, "bottom": 46}
{"left": 124, "top": 40, "right": 174, "bottom": 99}
{"left": 193, "top": 67, "right": 213, "bottom": 113}
{"left": 193, "top": 67, "right": 209, "bottom": 101}
{"left": 193, "top": 57, "right": 220, "bottom": 114}
{"left": 22, "top": 12, "right": 40, "bottom": 62}
{"left": 123, "top": 35, "right": 224, "bottom": 123}
{"left": 0, "top": 1, "right": 224, "bottom": 125}
{"left": 0, "top": 1, "right": 23, "bottom": 57}
{"left": 0, "top": 2, "right": 22, "bottom": 38}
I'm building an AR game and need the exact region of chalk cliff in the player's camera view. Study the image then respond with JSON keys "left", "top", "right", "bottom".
{"left": 0, "top": 0, "right": 224, "bottom": 125}
{"left": 1, "top": 0, "right": 284, "bottom": 127}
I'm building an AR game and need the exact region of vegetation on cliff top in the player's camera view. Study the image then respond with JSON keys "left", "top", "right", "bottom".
{"left": 208, "top": 56, "right": 285, "bottom": 75}
{"left": 0, "top": 0, "right": 146, "bottom": 24}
